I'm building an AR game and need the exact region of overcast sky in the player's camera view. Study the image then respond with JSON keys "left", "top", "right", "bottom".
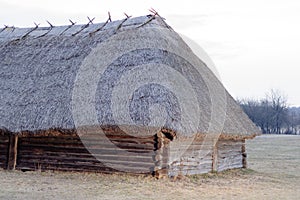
{"left": 0, "top": 0, "right": 299, "bottom": 106}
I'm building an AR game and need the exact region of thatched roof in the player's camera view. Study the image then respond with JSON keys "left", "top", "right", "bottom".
{"left": 0, "top": 15, "right": 260, "bottom": 138}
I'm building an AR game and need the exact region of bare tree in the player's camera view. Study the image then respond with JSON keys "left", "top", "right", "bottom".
{"left": 266, "top": 89, "right": 288, "bottom": 134}
{"left": 286, "top": 107, "right": 300, "bottom": 134}
{"left": 238, "top": 89, "right": 290, "bottom": 134}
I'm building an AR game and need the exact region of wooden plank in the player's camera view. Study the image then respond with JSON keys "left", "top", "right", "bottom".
{"left": 0, "top": 136, "right": 10, "bottom": 142}
{"left": 217, "top": 140, "right": 243, "bottom": 145}
{"left": 18, "top": 153, "right": 154, "bottom": 164}
{"left": 218, "top": 164, "right": 243, "bottom": 172}
{"left": 18, "top": 149, "right": 155, "bottom": 160}
{"left": 0, "top": 141, "right": 9, "bottom": 145}
{"left": 20, "top": 134, "right": 154, "bottom": 142}
{"left": 0, "top": 144, "right": 9, "bottom": 149}
{"left": 0, "top": 159, "right": 7, "bottom": 166}
{"left": 216, "top": 140, "right": 244, "bottom": 172}
{"left": 16, "top": 164, "right": 152, "bottom": 174}
{"left": 171, "top": 160, "right": 212, "bottom": 167}
{"left": 242, "top": 140, "right": 247, "bottom": 168}
{"left": 0, "top": 135, "right": 8, "bottom": 169}
{"left": 18, "top": 141, "right": 154, "bottom": 151}
{"left": 169, "top": 166, "right": 212, "bottom": 176}
{"left": 7, "top": 134, "right": 18, "bottom": 170}
{"left": 218, "top": 149, "right": 242, "bottom": 156}
{"left": 169, "top": 144, "right": 217, "bottom": 151}
{"left": 18, "top": 145, "right": 153, "bottom": 155}
{"left": 0, "top": 135, "right": 9, "bottom": 162}
{"left": 16, "top": 160, "right": 153, "bottom": 173}
{"left": 20, "top": 136, "right": 154, "bottom": 145}
{"left": 0, "top": 149, "right": 8, "bottom": 154}
{"left": 212, "top": 144, "right": 218, "bottom": 172}
{"left": 16, "top": 157, "right": 154, "bottom": 169}
{"left": 18, "top": 150, "right": 154, "bottom": 159}
{"left": 217, "top": 155, "right": 243, "bottom": 171}
{"left": 15, "top": 162, "right": 114, "bottom": 172}
{"left": 175, "top": 156, "right": 212, "bottom": 163}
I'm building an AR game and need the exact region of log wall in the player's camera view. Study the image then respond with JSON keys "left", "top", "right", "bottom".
{"left": 168, "top": 138, "right": 245, "bottom": 176}
{"left": 0, "top": 133, "right": 9, "bottom": 169}
{"left": 168, "top": 138, "right": 213, "bottom": 176}
{"left": 0, "top": 129, "right": 247, "bottom": 176}
{"left": 217, "top": 140, "right": 244, "bottom": 171}
{"left": 15, "top": 131, "right": 155, "bottom": 173}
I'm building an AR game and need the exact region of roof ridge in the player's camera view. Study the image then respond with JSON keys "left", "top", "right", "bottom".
{"left": 0, "top": 14, "right": 172, "bottom": 42}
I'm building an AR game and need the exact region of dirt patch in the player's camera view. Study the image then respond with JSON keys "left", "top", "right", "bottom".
{"left": 1, "top": 135, "right": 300, "bottom": 200}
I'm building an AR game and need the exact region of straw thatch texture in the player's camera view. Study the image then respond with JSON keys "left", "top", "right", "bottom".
{"left": 0, "top": 15, "right": 260, "bottom": 138}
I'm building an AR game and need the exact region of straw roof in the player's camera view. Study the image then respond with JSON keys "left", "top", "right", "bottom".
{"left": 0, "top": 15, "right": 260, "bottom": 138}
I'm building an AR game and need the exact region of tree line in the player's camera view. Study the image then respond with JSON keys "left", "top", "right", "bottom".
{"left": 238, "top": 89, "right": 300, "bottom": 135}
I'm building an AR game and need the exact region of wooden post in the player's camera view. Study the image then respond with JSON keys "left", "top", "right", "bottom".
{"left": 242, "top": 139, "right": 247, "bottom": 168}
{"left": 154, "top": 131, "right": 170, "bottom": 179}
{"left": 7, "top": 134, "right": 18, "bottom": 170}
{"left": 212, "top": 143, "right": 218, "bottom": 172}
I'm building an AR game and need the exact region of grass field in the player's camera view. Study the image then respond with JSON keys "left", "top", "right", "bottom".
{"left": 1, "top": 135, "right": 300, "bottom": 200}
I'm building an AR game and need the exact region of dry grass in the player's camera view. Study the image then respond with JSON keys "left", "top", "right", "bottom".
{"left": 1, "top": 135, "right": 300, "bottom": 200}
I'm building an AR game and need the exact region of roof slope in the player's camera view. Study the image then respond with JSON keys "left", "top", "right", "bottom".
{"left": 0, "top": 16, "right": 260, "bottom": 137}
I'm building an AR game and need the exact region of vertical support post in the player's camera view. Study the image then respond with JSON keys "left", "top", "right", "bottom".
{"left": 7, "top": 134, "right": 18, "bottom": 170}
{"left": 242, "top": 139, "right": 247, "bottom": 168}
{"left": 154, "top": 131, "right": 170, "bottom": 179}
{"left": 212, "top": 142, "right": 218, "bottom": 172}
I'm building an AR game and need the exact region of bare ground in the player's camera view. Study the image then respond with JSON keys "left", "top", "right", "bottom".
{"left": 1, "top": 135, "right": 300, "bottom": 200}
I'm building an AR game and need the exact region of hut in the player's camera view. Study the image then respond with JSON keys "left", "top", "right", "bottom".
{"left": 0, "top": 14, "right": 260, "bottom": 177}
